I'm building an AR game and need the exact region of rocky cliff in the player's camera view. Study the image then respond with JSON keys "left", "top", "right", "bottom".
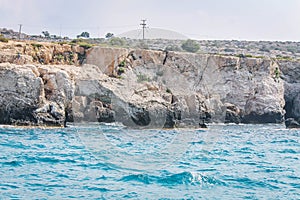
{"left": 278, "top": 60, "right": 300, "bottom": 128}
{"left": 0, "top": 40, "right": 86, "bottom": 65}
{"left": 0, "top": 43, "right": 298, "bottom": 128}
{"left": 85, "top": 47, "right": 285, "bottom": 126}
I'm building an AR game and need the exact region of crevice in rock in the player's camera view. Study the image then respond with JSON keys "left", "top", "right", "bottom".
{"left": 128, "top": 103, "right": 151, "bottom": 126}
{"left": 284, "top": 98, "right": 294, "bottom": 119}
{"left": 163, "top": 51, "right": 168, "bottom": 65}
{"left": 197, "top": 56, "right": 210, "bottom": 85}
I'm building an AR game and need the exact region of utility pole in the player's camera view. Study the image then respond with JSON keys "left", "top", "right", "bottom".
{"left": 140, "top": 19, "right": 147, "bottom": 40}
{"left": 18, "top": 24, "right": 22, "bottom": 40}
{"left": 59, "top": 24, "right": 62, "bottom": 38}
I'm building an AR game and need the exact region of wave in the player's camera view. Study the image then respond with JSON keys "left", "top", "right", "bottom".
{"left": 120, "top": 171, "right": 225, "bottom": 187}
{"left": 1, "top": 160, "right": 23, "bottom": 167}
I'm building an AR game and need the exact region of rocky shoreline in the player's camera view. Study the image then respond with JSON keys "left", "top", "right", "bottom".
{"left": 0, "top": 41, "right": 299, "bottom": 128}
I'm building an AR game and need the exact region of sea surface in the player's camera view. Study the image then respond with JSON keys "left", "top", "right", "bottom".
{"left": 0, "top": 124, "right": 299, "bottom": 199}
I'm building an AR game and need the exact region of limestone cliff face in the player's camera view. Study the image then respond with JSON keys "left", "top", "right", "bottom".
{"left": 0, "top": 46, "right": 294, "bottom": 127}
{"left": 278, "top": 60, "right": 300, "bottom": 127}
{"left": 84, "top": 47, "right": 285, "bottom": 125}
{"left": 0, "top": 63, "right": 77, "bottom": 126}
{"left": 0, "top": 63, "right": 43, "bottom": 124}
{"left": 0, "top": 41, "right": 84, "bottom": 65}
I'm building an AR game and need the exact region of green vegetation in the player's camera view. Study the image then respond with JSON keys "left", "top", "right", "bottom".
{"left": 31, "top": 43, "right": 42, "bottom": 48}
{"left": 77, "top": 31, "right": 90, "bottom": 38}
{"left": 224, "top": 48, "right": 235, "bottom": 53}
{"left": 259, "top": 46, "right": 270, "bottom": 52}
{"left": 137, "top": 74, "right": 151, "bottom": 82}
{"left": 165, "top": 45, "right": 181, "bottom": 52}
{"left": 70, "top": 38, "right": 93, "bottom": 49}
{"left": 0, "top": 34, "right": 8, "bottom": 43}
{"left": 181, "top": 39, "right": 200, "bottom": 53}
{"left": 105, "top": 33, "right": 114, "bottom": 39}
{"left": 70, "top": 38, "right": 85, "bottom": 44}
{"left": 234, "top": 54, "right": 264, "bottom": 59}
{"left": 253, "top": 55, "right": 264, "bottom": 59}
{"left": 109, "top": 37, "right": 126, "bottom": 46}
{"left": 166, "top": 88, "right": 172, "bottom": 93}
{"left": 276, "top": 55, "right": 293, "bottom": 61}
{"left": 119, "top": 60, "right": 126, "bottom": 67}
{"left": 42, "top": 31, "right": 50, "bottom": 38}
{"left": 68, "top": 52, "right": 74, "bottom": 60}
{"left": 286, "top": 47, "right": 297, "bottom": 53}
{"left": 57, "top": 41, "right": 68, "bottom": 45}
{"left": 156, "top": 70, "right": 164, "bottom": 76}
{"left": 117, "top": 67, "right": 126, "bottom": 75}
{"left": 54, "top": 54, "right": 64, "bottom": 61}
{"left": 79, "top": 43, "right": 93, "bottom": 49}
{"left": 135, "top": 42, "right": 149, "bottom": 49}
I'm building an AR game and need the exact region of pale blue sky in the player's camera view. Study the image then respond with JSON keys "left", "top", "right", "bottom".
{"left": 0, "top": 0, "right": 299, "bottom": 41}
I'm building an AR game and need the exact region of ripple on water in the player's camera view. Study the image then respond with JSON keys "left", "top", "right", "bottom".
{"left": 0, "top": 124, "right": 299, "bottom": 199}
{"left": 120, "top": 171, "right": 225, "bottom": 188}
{"left": 1, "top": 160, "right": 23, "bottom": 167}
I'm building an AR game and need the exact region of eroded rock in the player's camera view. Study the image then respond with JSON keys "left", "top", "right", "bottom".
{"left": 285, "top": 118, "right": 300, "bottom": 128}
{"left": 0, "top": 46, "right": 294, "bottom": 127}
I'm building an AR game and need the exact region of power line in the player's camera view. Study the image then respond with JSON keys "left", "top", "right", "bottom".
{"left": 140, "top": 19, "right": 147, "bottom": 40}
{"left": 18, "top": 24, "right": 22, "bottom": 40}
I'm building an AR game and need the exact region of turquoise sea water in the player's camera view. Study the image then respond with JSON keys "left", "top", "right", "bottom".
{"left": 0, "top": 124, "right": 299, "bottom": 199}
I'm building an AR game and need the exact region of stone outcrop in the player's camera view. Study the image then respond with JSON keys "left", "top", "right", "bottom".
{"left": 278, "top": 60, "right": 300, "bottom": 128}
{"left": 84, "top": 47, "right": 286, "bottom": 126}
{"left": 0, "top": 45, "right": 297, "bottom": 128}
{"left": 0, "top": 40, "right": 85, "bottom": 65}
{"left": 285, "top": 118, "right": 300, "bottom": 128}
{"left": 0, "top": 63, "right": 43, "bottom": 125}
{"left": 0, "top": 63, "right": 77, "bottom": 126}
{"left": 85, "top": 47, "right": 129, "bottom": 76}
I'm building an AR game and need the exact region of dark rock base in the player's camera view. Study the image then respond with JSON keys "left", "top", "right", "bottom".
{"left": 285, "top": 118, "right": 300, "bottom": 128}
{"left": 242, "top": 112, "right": 284, "bottom": 124}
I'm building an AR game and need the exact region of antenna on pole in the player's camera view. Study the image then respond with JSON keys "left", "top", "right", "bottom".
{"left": 18, "top": 24, "right": 22, "bottom": 40}
{"left": 140, "top": 19, "right": 147, "bottom": 40}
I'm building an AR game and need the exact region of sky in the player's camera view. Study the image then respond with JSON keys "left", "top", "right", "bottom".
{"left": 0, "top": 0, "right": 299, "bottom": 41}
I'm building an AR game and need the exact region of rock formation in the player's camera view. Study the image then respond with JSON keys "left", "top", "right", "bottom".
{"left": 0, "top": 43, "right": 298, "bottom": 128}
{"left": 84, "top": 47, "right": 285, "bottom": 126}
{"left": 0, "top": 63, "right": 77, "bottom": 126}
{"left": 278, "top": 60, "right": 300, "bottom": 128}
{"left": 0, "top": 63, "right": 43, "bottom": 125}
{"left": 0, "top": 40, "right": 84, "bottom": 65}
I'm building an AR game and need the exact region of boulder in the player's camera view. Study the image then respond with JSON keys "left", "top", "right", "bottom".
{"left": 0, "top": 63, "right": 43, "bottom": 125}
{"left": 0, "top": 63, "right": 77, "bottom": 126}
{"left": 224, "top": 103, "right": 241, "bottom": 124}
{"left": 285, "top": 118, "right": 300, "bottom": 128}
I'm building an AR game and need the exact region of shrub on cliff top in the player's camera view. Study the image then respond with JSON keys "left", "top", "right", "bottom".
{"left": 31, "top": 43, "right": 42, "bottom": 48}
{"left": 79, "top": 42, "right": 93, "bottom": 49}
{"left": 137, "top": 74, "right": 151, "bottom": 82}
{"left": 165, "top": 45, "right": 181, "bottom": 52}
{"left": 0, "top": 34, "right": 8, "bottom": 43}
{"left": 135, "top": 42, "right": 149, "bottom": 50}
{"left": 181, "top": 39, "right": 200, "bottom": 53}
{"left": 70, "top": 38, "right": 93, "bottom": 49}
{"left": 109, "top": 37, "right": 126, "bottom": 46}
